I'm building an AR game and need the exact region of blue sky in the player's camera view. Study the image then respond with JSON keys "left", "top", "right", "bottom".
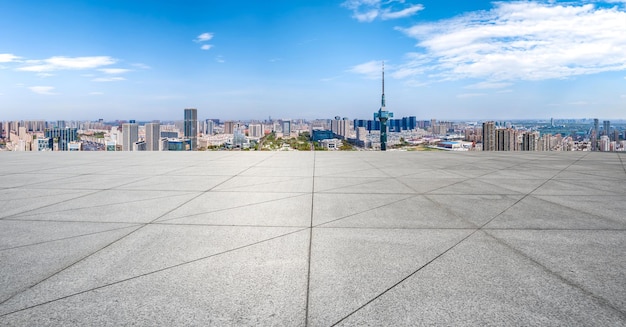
{"left": 1, "top": 0, "right": 625, "bottom": 121}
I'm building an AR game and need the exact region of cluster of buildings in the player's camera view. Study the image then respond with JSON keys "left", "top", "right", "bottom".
{"left": 2, "top": 115, "right": 625, "bottom": 152}
{"left": 465, "top": 120, "right": 626, "bottom": 152}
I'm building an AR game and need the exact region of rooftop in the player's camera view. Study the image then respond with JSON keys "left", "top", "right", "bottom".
{"left": 1, "top": 151, "right": 625, "bottom": 326}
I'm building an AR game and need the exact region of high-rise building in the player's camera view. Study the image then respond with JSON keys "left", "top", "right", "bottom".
{"left": 122, "top": 122, "right": 138, "bottom": 151}
{"left": 248, "top": 124, "right": 263, "bottom": 138}
{"left": 145, "top": 122, "right": 160, "bottom": 151}
{"left": 600, "top": 135, "right": 611, "bottom": 151}
{"left": 592, "top": 118, "right": 599, "bottom": 151}
{"left": 603, "top": 120, "right": 610, "bottom": 136}
{"left": 204, "top": 119, "right": 215, "bottom": 135}
{"left": 224, "top": 121, "right": 235, "bottom": 134}
{"left": 184, "top": 108, "right": 198, "bottom": 150}
{"left": 374, "top": 62, "right": 393, "bottom": 151}
{"left": 45, "top": 127, "right": 77, "bottom": 151}
{"left": 522, "top": 132, "right": 539, "bottom": 151}
{"left": 482, "top": 121, "right": 495, "bottom": 151}
{"left": 282, "top": 120, "right": 291, "bottom": 136}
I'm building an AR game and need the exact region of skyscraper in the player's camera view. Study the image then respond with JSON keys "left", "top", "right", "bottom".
{"left": 592, "top": 118, "right": 599, "bottom": 151}
{"left": 184, "top": 108, "right": 198, "bottom": 150}
{"left": 122, "top": 122, "right": 138, "bottom": 151}
{"left": 522, "top": 132, "right": 539, "bottom": 151}
{"left": 282, "top": 120, "right": 291, "bottom": 136}
{"left": 603, "top": 120, "right": 610, "bottom": 136}
{"left": 482, "top": 121, "right": 495, "bottom": 151}
{"left": 45, "top": 127, "right": 77, "bottom": 151}
{"left": 374, "top": 62, "right": 393, "bottom": 151}
{"left": 224, "top": 121, "right": 235, "bottom": 134}
{"left": 145, "top": 122, "right": 160, "bottom": 151}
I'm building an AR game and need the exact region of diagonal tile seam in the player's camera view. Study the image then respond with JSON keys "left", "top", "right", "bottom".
{"left": 0, "top": 152, "right": 276, "bottom": 308}
{"left": 6, "top": 192, "right": 198, "bottom": 219}
{"left": 0, "top": 190, "right": 87, "bottom": 202}
{"left": 0, "top": 164, "right": 204, "bottom": 221}
{"left": 209, "top": 175, "right": 313, "bottom": 191}
{"left": 542, "top": 176, "right": 626, "bottom": 194}
{"left": 329, "top": 152, "right": 592, "bottom": 326}
{"left": 481, "top": 230, "right": 626, "bottom": 320}
{"left": 311, "top": 155, "right": 542, "bottom": 229}
{"left": 314, "top": 226, "right": 626, "bottom": 232}
{"left": 618, "top": 153, "right": 626, "bottom": 176}
{"left": 0, "top": 227, "right": 310, "bottom": 319}
{"left": 0, "top": 225, "right": 141, "bottom": 252}
{"left": 522, "top": 195, "right": 626, "bottom": 228}
{"left": 355, "top": 153, "right": 547, "bottom": 199}
{"left": 0, "top": 152, "right": 243, "bottom": 220}
{"left": 152, "top": 222, "right": 308, "bottom": 228}
{"left": 312, "top": 194, "right": 417, "bottom": 228}
{"left": 304, "top": 151, "right": 316, "bottom": 327}
{"left": 155, "top": 192, "right": 312, "bottom": 224}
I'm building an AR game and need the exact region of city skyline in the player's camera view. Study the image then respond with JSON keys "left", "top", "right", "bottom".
{"left": 1, "top": 0, "right": 626, "bottom": 121}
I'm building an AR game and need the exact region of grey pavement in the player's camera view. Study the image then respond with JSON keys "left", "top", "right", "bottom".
{"left": 0, "top": 151, "right": 625, "bottom": 326}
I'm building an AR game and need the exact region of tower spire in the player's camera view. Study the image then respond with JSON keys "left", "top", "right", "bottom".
{"left": 381, "top": 61, "right": 386, "bottom": 108}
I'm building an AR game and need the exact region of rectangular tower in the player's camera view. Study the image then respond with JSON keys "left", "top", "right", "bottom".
{"left": 184, "top": 108, "right": 198, "bottom": 150}
{"left": 482, "top": 121, "right": 495, "bottom": 151}
{"left": 145, "top": 122, "right": 160, "bottom": 151}
{"left": 122, "top": 123, "right": 138, "bottom": 151}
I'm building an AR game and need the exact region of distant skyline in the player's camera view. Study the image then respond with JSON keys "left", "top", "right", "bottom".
{"left": 1, "top": 0, "right": 625, "bottom": 121}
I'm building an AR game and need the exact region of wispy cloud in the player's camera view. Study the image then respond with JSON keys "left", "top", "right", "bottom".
{"left": 321, "top": 75, "right": 343, "bottom": 82}
{"left": 194, "top": 32, "right": 215, "bottom": 50}
{"left": 465, "top": 81, "right": 512, "bottom": 89}
{"left": 131, "top": 63, "right": 151, "bottom": 70}
{"left": 457, "top": 93, "right": 486, "bottom": 98}
{"left": 99, "top": 68, "right": 131, "bottom": 74}
{"left": 29, "top": 86, "right": 57, "bottom": 95}
{"left": 194, "top": 32, "right": 214, "bottom": 43}
{"left": 92, "top": 77, "right": 125, "bottom": 82}
{"left": 0, "top": 53, "right": 20, "bottom": 63}
{"left": 216, "top": 55, "right": 225, "bottom": 63}
{"left": 342, "top": 0, "right": 424, "bottom": 22}
{"left": 89, "top": 91, "right": 104, "bottom": 95}
{"left": 348, "top": 60, "right": 384, "bottom": 79}
{"left": 393, "top": 2, "right": 626, "bottom": 82}
{"left": 18, "top": 56, "right": 116, "bottom": 72}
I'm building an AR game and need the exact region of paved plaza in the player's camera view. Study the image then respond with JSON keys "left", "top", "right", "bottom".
{"left": 1, "top": 151, "right": 625, "bottom": 326}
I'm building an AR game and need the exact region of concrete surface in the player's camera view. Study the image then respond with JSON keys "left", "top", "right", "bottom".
{"left": 0, "top": 151, "right": 625, "bottom": 326}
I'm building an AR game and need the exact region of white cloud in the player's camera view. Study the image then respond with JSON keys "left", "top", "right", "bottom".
{"left": 348, "top": 60, "right": 384, "bottom": 79}
{"left": 381, "top": 4, "right": 424, "bottom": 20}
{"left": 465, "top": 81, "right": 512, "bottom": 89}
{"left": 99, "top": 68, "right": 131, "bottom": 74}
{"left": 131, "top": 63, "right": 151, "bottom": 69}
{"left": 18, "top": 56, "right": 116, "bottom": 72}
{"left": 457, "top": 93, "right": 486, "bottom": 98}
{"left": 216, "top": 56, "right": 225, "bottom": 63}
{"left": 393, "top": 2, "right": 626, "bottom": 82}
{"left": 92, "top": 77, "right": 125, "bottom": 82}
{"left": 37, "top": 72, "right": 54, "bottom": 78}
{"left": 194, "top": 32, "right": 214, "bottom": 42}
{"left": 89, "top": 91, "right": 104, "bottom": 95}
{"left": 342, "top": 0, "right": 424, "bottom": 22}
{"left": 0, "top": 53, "right": 20, "bottom": 63}
{"left": 29, "top": 86, "right": 57, "bottom": 95}
{"left": 201, "top": 44, "right": 213, "bottom": 50}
